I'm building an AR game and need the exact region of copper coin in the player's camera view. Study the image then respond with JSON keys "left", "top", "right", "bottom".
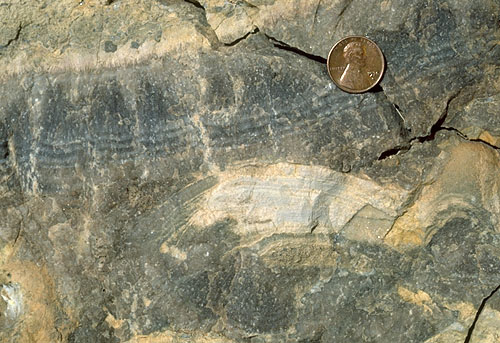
{"left": 327, "top": 36, "right": 385, "bottom": 93}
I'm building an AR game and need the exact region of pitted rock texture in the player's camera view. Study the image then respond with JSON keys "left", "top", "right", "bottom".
{"left": 0, "top": 0, "right": 500, "bottom": 342}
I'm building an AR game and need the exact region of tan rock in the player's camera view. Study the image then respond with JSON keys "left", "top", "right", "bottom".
{"left": 397, "top": 286, "right": 436, "bottom": 314}
{"left": 126, "top": 329, "right": 236, "bottom": 343}
{"left": 190, "top": 162, "right": 408, "bottom": 244}
{"left": 0, "top": 261, "right": 70, "bottom": 343}
{"left": 469, "top": 290, "right": 500, "bottom": 343}
{"left": 385, "top": 140, "right": 500, "bottom": 250}
{"left": 342, "top": 205, "right": 394, "bottom": 243}
{"left": 423, "top": 324, "right": 467, "bottom": 343}
{"left": 0, "top": 0, "right": 216, "bottom": 78}
{"left": 469, "top": 307, "right": 500, "bottom": 343}
{"left": 201, "top": 0, "right": 258, "bottom": 44}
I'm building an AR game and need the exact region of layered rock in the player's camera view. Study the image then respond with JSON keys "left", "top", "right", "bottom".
{"left": 0, "top": 0, "right": 499, "bottom": 342}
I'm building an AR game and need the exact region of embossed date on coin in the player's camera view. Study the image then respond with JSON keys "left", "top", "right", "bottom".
{"left": 327, "top": 36, "right": 385, "bottom": 93}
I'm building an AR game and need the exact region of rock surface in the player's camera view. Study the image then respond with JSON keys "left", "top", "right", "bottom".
{"left": 0, "top": 0, "right": 499, "bottom": 342}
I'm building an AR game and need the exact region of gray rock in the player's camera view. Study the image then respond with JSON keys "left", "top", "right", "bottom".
{"left": 0, "top": 0, "right": 499, "bottom": 342}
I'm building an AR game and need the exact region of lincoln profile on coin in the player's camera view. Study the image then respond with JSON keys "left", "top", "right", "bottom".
{"left": 339, "top": 42, "right": 372, "bottom": 90}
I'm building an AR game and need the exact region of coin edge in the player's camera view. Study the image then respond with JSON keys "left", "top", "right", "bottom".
{"left": 327, "top": 36, "right": 385, "bottom": 94}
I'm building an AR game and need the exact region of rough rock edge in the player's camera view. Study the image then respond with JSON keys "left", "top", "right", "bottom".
{"left": 465, "top": 284, "right": 500, "bottom": 343}
{"left": 378, "top": 88, "right": 500, "bottom": 162}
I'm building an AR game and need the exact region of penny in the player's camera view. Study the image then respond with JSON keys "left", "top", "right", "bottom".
{"left": 327, "top": 36, "right": 385, "bottom": 93}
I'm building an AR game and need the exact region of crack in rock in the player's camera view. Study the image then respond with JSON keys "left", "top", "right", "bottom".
{"left": 311, "top": 0, "right": 322, "bottom": 32}
{"left": 410, "top": 90, "right": 463, "bottom": 144}
{"left": 183, "top": 0, "right": 205, "bottom": 10}
{"left": 223, "top": 27, "right": 260, "bottom": 46}
{"left": 375, "top": 86, "right": 411, "bottom": 160}
{"left": 468, "top": 136, "right": 500, "bottom": 150}
{"left": 197, "top": 0, "right": 258, "bottom": 46}
{"left": 377, "top": 145, "right": 410, "bottom": 160}
{"left": 179, "top": 0, "right": 222, "bottom": 48}
{"left": 333, "top": 0, "right": 354, "bottom": 32}
{"left": 442, "top": 127, "right": 500, "bottom": 150}
{"left": 264, "top": 34, "right": 327, "bottom": 64}
{"left": 464, "top": 284, "right": 500, "bottom": 343}
{"left": 221, "top": 27, "right": 328, "bottom": 64}
{"left": 1, "top": 139, "right": 8, "bottom": 160}
{"left": 376, "top": 87, "right": 500, "bottom": 160}
{"left": 379, "top": 125, "right": 499, "bottom": 160}
{"left": 0, "top": 23, "right": 23, "bottom": 49}
{"left": 240, "top": 0, "right": 257, "bottom": 9}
